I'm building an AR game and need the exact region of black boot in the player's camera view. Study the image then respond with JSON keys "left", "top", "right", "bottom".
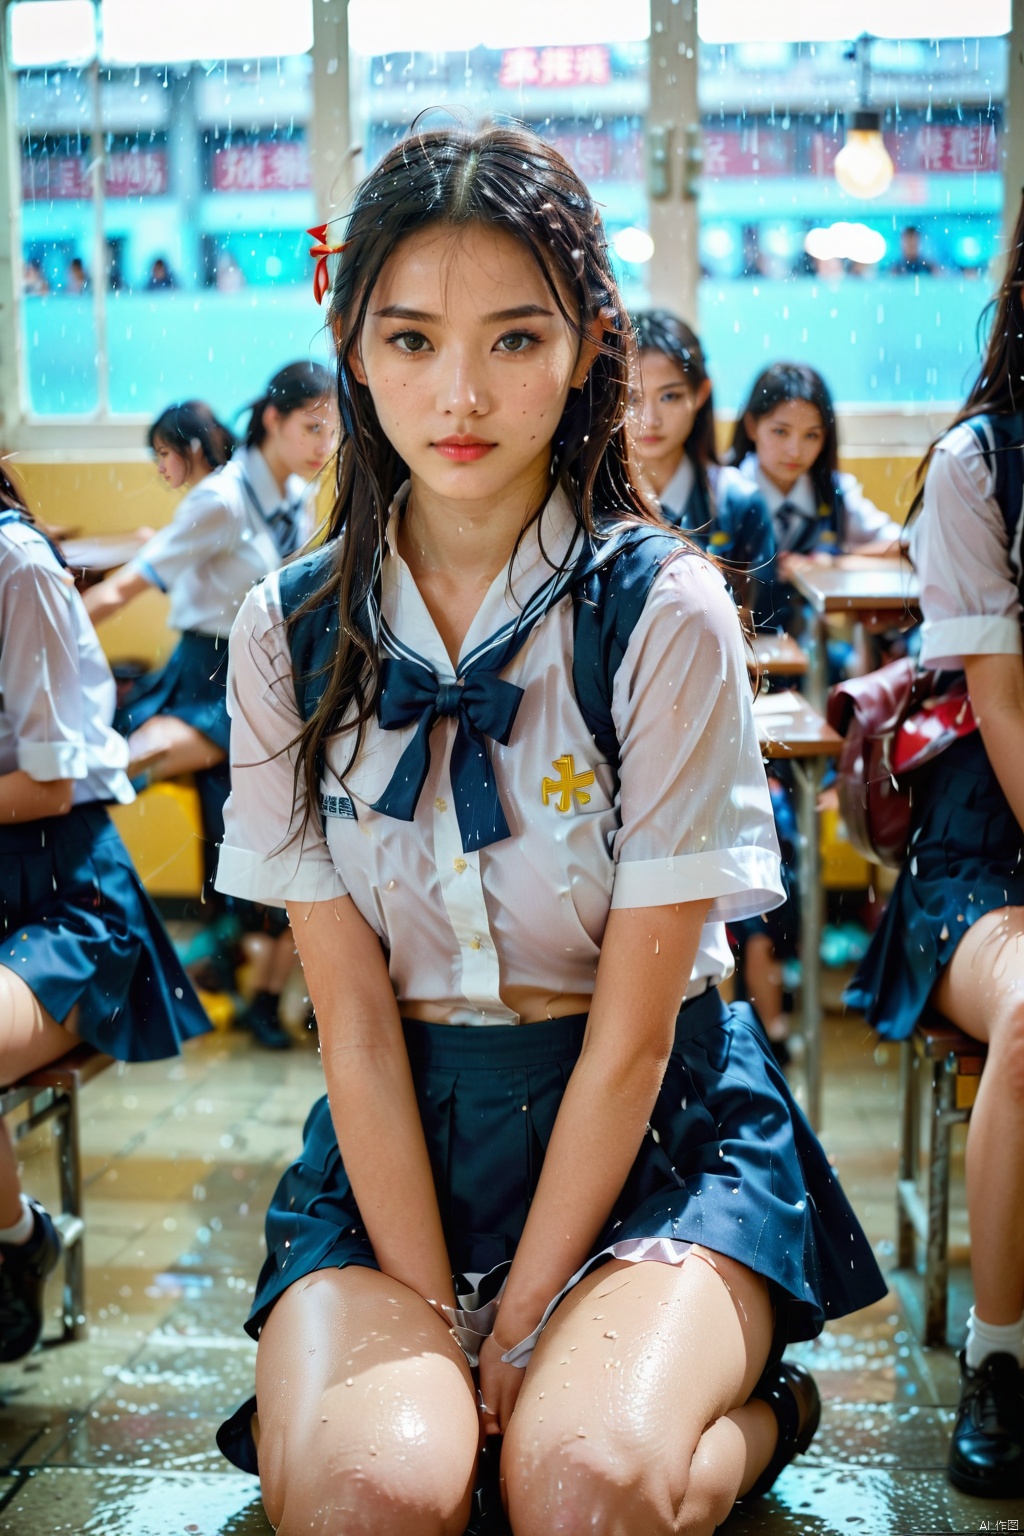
{"left": 238, "top": 990, "right": 292, "bottom": 1050}
{"left": 0, "top": 1200, "right": 62, "bottom": 1362}
{"left": 948, "top": 1350, "right": 1024, "bottom": 1498}
{"left": 739, "top": 1360, "right": 821, "bottom": 1500}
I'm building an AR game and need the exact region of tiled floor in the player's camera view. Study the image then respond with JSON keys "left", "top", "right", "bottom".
{"left": 0, "top": 998, "right": 1014, "bottom": 1534}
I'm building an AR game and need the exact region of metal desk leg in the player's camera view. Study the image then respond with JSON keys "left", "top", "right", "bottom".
{"left": 793, "top": 756, "right": 825, "bottom": 1130}
{"left": 807, "top": 614, "right": 828, "bottom": 715}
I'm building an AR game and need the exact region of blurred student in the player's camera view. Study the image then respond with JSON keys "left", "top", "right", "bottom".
{"left": 890, "top": 225, "right": 938, "bottom": 276}
{"left": 631, "top": 310, "right": 775, "bottom": 625}
{"left": 146, "top": 257, "right": 177, "bottom": 290}
{"left": 85, "top": 368, "right": 340, "bottom": 1046}
{"left": 66, "top": 257, "right": 89, "bottom": 294}
{"left": 0, "top": 468, "right": 209, "bottom": 1362}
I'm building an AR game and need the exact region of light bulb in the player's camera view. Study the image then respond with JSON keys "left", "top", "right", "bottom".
{"left": 834, "top": 112, "right": 895, "bottom": 201}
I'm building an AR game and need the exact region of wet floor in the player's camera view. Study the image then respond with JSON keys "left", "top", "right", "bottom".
{"left": 0, "top": 994, "right": 1015, "bottom": 1534}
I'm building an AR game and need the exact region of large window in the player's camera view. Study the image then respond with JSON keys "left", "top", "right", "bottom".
{"left": 348, "top": 0, "right": 652, "bottom": 312}
{"left": 696, "top": 2, "right": 1011, "bottom": 411}
{"left": 12, "top": 0, "right": 328, "bottom": 422}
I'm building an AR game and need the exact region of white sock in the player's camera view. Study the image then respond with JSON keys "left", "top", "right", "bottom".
{"left": 0, "top": 1196, "right": 34, "bottom": 1247}
{"left": 964, "top": 1306, "right": 1024, "bottom": 1370}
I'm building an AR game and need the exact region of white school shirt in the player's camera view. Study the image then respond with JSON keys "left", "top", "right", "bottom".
{"left": 0, "top": 519, "right": 133, "bottom": 805}
{"left": 217, "top": 487, "right": 784, "bottom": 1024}
{"left": 911, "top": 420, "right": 1024, "bottom": 672}
{"left": 737, "top": 452, "right": 902, "bottom": 551}
{"left": 660, "top": 459, "right": 762, "bottom": 527}
{"left": 128, "top": 445, "right": 315, "bottom": 640}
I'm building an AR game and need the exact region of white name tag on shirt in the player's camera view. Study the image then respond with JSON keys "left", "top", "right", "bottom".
{"left": 320, "top": 793, "right": 357, "bottom": 821}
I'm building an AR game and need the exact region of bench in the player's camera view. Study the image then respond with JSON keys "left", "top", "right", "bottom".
{"left": 0, "top": 1044, "right": 114, "bottom": 1343}
{"left": 897, "top": 1014, "right": 986, "bottom": 1345}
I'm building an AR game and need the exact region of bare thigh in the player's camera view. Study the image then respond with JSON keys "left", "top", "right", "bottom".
{"left": 255, "top": 1266, "right": 479, "bottom": 1536}
{"left": 933, "top": 905, "right": 1024, "bottom": 1048}
{"left": 127, "top": 714, "right": 225, "bottom": 781}
{"left": 0, "top": 967, "right": 78, "bottom": 1084}
{"left": 504, "top": 1248, "right": 774, "bottom": 1535}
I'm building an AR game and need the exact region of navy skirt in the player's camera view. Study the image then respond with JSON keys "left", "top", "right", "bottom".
{"left": 114, "top": 630, "right": 230, "bottom": 753}
{"left": 217, "top": 987, "right": 886, "bottom": 1473}
{"left": 847, "top": 731, "right": 1024, "bottom": 1040}
{"left": 0, "top": 803, "right": 211, "bottom": 1061}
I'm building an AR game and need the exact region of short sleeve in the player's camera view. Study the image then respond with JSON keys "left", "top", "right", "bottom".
{"left": 0, "top": 548, "right": 87, "bottom": 781}
{"left": 837, "top": 472, "right": 903, "bottom": 548}
{"left": 609, "top": 553, "right": 784, "bottom": 918}
{"left": 129, "top": 481, "right": 239, "bottom": 594}
{"left": 216, "top": 578, "right": 348, "bottom": 909}
{"left": 910, "top": 427, "right": 1022, "bottom": 671}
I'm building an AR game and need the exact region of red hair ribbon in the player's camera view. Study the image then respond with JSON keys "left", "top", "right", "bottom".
{"left": 307, "top": 224, "right": 348, "bottom": 305}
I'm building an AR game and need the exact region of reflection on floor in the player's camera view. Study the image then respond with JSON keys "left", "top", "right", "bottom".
{"left": 0, "top": 1001, "right": 999, "bottom": 1535}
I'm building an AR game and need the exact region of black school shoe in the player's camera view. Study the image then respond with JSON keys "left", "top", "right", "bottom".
{"left": 0, "top": 1200, "right": 62, "bottom": 1362}
{"left": 948, "top": 1350, "right": 1024, "bottom": 1498}
{"left": 740, "top": 1360, "right": 822, "bottom": 1500}
{"left": 238, "top": 991, "right": 292, "bottom": 1051}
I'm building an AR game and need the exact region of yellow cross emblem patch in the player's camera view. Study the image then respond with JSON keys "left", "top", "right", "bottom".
{"left": 541, "top": 754, "right": 595, "bottom": 813}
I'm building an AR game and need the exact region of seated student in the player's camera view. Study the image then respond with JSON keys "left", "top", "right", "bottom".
{"left": 630, "top": 313, "right": 792, "bottom": 1060}
{"left": 85, "top": 373, "right": 340, "bottom": 1048}
{"left": 0, "top": 470, "right": 210, "bottom": 1363}
{"left": 631, "top": 310, "right": 776, "bottom": 628}
{"left": 213, "top": 121, "right": 886, "bottom": 1534}
{"left": 731, "top": 362, "right": 902, "bottom": 632}
{"left": 848, "top": 193, "right": 1024, "bottom": 1499}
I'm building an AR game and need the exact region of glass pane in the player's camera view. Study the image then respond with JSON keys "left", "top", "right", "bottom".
{"left": 348, "top": 0, "right": 652, "bottom": 310}
{"left": 100, "top": 53, "right": 328, "bottom": 419}
{"left": 696, "top": 7, "right": 1009, "bottom": 411}
{"left": 17, "top": 63, "right": 100, "bottom": 415}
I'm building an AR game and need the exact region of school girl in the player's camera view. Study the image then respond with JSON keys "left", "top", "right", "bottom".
{"left": 631, "top": 310, "right": 776, "bottom": 627}
{"left": 629, "top": 312, "right": 794, "bottom": 1065}
{"left": 0, "top": 470, "right": 210, "bottom": 1363}
{"left": 847, "top": 201, "right": 1024, "bottom": 1499}
{"left": 212, "top": 125, "right": 886, "bottom": 1534}
{"left": 732, "top": 361, "right": 902, "bottom": 573}
{"left": 85, "top": 366, "right": 340, "bottom": 1048}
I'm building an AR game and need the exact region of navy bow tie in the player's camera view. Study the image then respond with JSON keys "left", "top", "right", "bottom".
{"left": 267, "top": 501, "right": 304, "bottom": 558}
{"left": 372, "top": 658, "right": 525, "bottom": 851}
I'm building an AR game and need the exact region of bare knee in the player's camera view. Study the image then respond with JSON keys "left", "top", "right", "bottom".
{"left": 260, "top": 1406, "right": 473, "bottom": 1536}
{"left": 507, "top": 1437, "right": 675, "bottom": 1536}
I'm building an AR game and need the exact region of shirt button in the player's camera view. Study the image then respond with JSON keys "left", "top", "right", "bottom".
{"left": 469, "top": 937, "right": 482, "bottom": 951}
{"left": 434, "top": 797, "right": 448, "bottom": 813}
{"left": 453, "top": 857, "right": 468, "bottom": 874}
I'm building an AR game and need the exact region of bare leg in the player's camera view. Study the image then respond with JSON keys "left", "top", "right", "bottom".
{"left": 255, "top": 1266, "right": 479, "bottom": 1536}
{"left": 743, "top": 933, "right": 789, "bottom": 1046}
{"left": 0, "top": 969, "right": 79, "bottom": 1225}
{"left": 246, "top": 928, "right": 297, "bottom": 998}
{"left": 503, "top": 1248, "right": 777, "bottom": 1536}
{"left": 933, "top": 906, "right": 1024, "bottom": 1324}
{"left": 127, "top": 714, "right": 225, "bottom": 782}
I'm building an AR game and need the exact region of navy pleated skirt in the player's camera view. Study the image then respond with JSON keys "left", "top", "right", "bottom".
{"left": 847, "top": 731, "right": 1024, "bottom": 1039}
{"left": 114, "top": 630, "right": 230, "bottom": 753}
{"left": 0, "top": 803, "right": 210, "bottom": 1061}
{"left": 217, "top": 987, "right": 886, "bottom": 1473}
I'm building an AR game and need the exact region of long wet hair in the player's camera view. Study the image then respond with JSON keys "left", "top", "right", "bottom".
{"left": 633, "top": 311, "right": 718, "bottom": 493}
{"left": 910, "top": 190, "right": 1024, "bottom": 516}
{"left": 290, "top": 121, "right": 659, "bottom": 823}
{"left": 731, "top": 362, "right": 839, "bottom": 512}
{"left": 148, "top": 400, "right": 235, "bottom": 472}
{"left": 0, "top": 462, "right": 33, "bottom": 521}
{"left": 245, "top": 361, "right": 335, "bottom": 449}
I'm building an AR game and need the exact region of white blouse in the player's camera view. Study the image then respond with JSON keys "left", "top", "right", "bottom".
{"left": 737, "top": 452, "right": 902, "bottom": 551}
{"left": 912, "top": 420, "right": 1024, "bottom": 672}
{"left": 217, "top": 488, "right": 784, "bottom": 1024}
{"left": 128, "top": 446, "right": 316, "bottom": 639}
{"left": 0, "top": 520, "right": 133, "bottom": 805}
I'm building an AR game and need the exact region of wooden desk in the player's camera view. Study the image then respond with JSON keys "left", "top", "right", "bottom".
{"left": 60, "top": 532, "right": 147, "bottom": 585}
{"left": 751, "top": 632, "right": 808, "bottom": 679}
{"left": 790, "top": 557, "right": 921, "bottom": 709}
{"left": 753, "top": 689, "right": 842, "bottom": 1131}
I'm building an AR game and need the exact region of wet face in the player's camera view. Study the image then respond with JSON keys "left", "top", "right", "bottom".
{"left": 631, "top": 349, "right": 709, "bottom": 470}
{"left": 151, "top": 437, "right": 191, "bottom": 490}
{"left": 262, "top": 397, "right": 341, "bottom": 481}
{"left": 746, "top": 399, "right": 826, "bottom": 495}
{"left": 350, "top": 221, "right": 591, "bottom": 507}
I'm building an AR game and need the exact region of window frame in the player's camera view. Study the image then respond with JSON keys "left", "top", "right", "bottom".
{"left": 0, "top": 0, "right": 1019, "bottom": 452}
